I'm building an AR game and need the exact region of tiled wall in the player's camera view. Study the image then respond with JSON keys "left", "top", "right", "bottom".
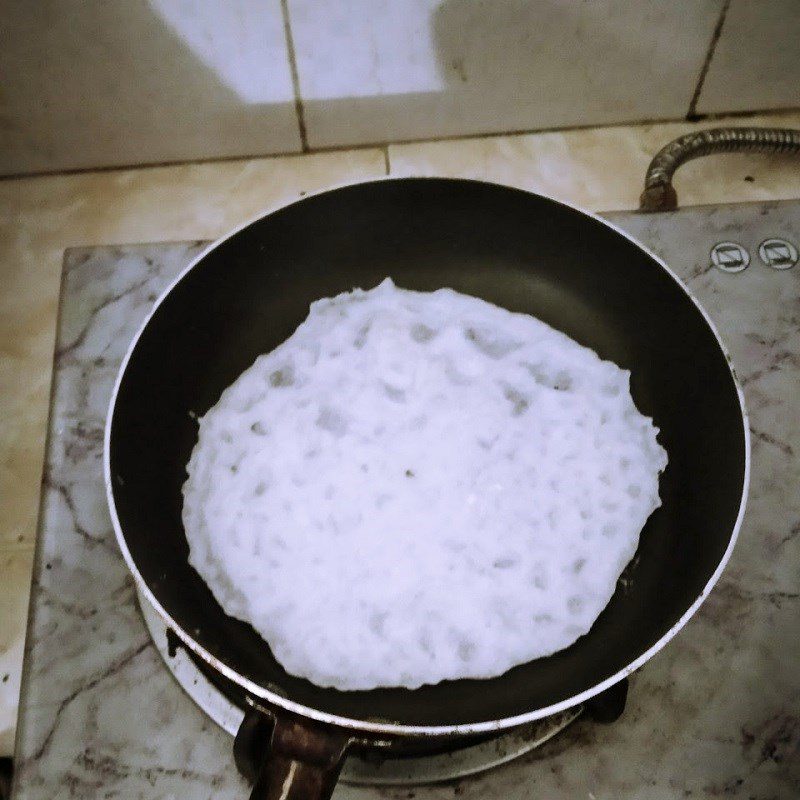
{"left": 2, "top": 0, "right": 799, "bottom": 176}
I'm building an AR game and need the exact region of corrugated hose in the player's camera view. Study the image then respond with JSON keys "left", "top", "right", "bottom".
{"left": 639, "top": 127, "right": 800, "bottom": 212}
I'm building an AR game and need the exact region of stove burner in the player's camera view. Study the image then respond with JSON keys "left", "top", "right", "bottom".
{"left": 140, "top": 592, "right": 624, "bottom": 785}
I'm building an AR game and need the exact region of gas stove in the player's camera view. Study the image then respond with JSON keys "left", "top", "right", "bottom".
{"left": 11, "top": 198, "right": 799, "bottom": 799}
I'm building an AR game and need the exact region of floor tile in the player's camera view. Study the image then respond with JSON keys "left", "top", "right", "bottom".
{"left": 0, "top": 147, "right": 386, "bottom": 551}
{"left": 388, "top": 111, "right": 800, "bottom": 212}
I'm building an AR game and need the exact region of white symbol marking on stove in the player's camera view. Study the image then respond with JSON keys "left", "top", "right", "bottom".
{"left": 758, "top": 238, "right": 798, "bottom": 270}
{"left": 710, "top": 242, "right": 750, "bottom": 273}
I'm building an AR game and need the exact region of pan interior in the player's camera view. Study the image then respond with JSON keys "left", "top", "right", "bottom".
{"left": 109, "top": 179, "right": 746, "bottom": 728}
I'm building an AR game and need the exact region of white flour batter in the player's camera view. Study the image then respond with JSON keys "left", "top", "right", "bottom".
{"left": 183, "top": 279, "right": 667, "bottom": 690}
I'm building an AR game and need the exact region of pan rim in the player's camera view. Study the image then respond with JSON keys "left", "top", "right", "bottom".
{"left": 103, "top": 175, "right": 751, "bottom": 737}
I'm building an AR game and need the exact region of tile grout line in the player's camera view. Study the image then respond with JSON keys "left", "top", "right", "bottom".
{"left": 2, "top": 106, "right": 800, "bottom": 182}
{"left": 687, "top": 0, "right": 732, "bottom": 119}
{"left": 279, "top": 0, "right": 309, "bottom": 152}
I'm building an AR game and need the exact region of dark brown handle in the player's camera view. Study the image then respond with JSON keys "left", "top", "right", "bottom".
{"left": 639, "top": 126, "right": 800, "bottom": 212}
{"left": 235, "top": 707, "right": 351, "bottom": 800}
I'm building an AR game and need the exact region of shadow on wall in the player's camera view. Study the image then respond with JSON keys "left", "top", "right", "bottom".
{"left": 0, "top": 0, "right": 299, "bottom": 175}
{"left": 301, "top": 0, "right": 713, "bottom": 149}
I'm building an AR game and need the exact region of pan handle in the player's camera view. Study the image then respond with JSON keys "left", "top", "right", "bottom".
{"left": 639, "top": 127, "right": 800, "bottom": 212}
{"left": 236, "top": 706, "right": 352, "bottom": 800}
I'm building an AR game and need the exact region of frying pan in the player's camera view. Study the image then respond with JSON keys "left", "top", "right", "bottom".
{"left": 105, "top": 177, "right": 749, "bottom": 799}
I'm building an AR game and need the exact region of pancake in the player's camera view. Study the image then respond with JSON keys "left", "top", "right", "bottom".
{"left": 182, "top": 279, "right": 667, "bottom": 690}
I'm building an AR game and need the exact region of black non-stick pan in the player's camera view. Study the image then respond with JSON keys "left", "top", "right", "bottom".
{"left": 105, "top": 178, "right": 749, "bottom": 799}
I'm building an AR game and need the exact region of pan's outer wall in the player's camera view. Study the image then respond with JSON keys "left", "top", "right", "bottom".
{"left": 109, "top": 179, "right": 746, "bottom": 729}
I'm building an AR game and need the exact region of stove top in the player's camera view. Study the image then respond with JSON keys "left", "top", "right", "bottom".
{"left": 11, "top": 199, "right": 800, "bottom": 799}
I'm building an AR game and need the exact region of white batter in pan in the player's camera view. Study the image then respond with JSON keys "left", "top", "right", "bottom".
{"left": 183, "top": 279, "right": 667, "bottom": 690}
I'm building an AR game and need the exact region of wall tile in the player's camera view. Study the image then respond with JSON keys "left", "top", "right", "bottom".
{"left": 0, "top": 1, "right": 301, "bottom": 175}
{"left": 289, "top": 0, "right": 725, "bottom": 148}
{"left": 697, "top": 0, "right": 800, "bottom": 114}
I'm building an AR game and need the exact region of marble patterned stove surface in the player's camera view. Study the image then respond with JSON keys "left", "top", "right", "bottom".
{"left": 11, "top": 200, "right": 800, "bottom": 799}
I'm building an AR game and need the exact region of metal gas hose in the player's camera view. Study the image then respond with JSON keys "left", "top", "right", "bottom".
{"left": 640, "top": 127, "right": 800, "bottom": 212}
